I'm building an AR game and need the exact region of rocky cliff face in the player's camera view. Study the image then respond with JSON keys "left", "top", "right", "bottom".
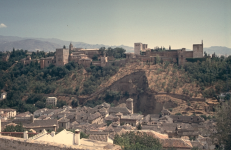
{"left": 103, "top": 70, "right": 210, "bottom": 116}
{"left": 104, "top": 71, "right": 174, "bottom": 115}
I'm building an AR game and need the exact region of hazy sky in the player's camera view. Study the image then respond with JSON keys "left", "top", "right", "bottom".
{"left": 0, "top": 0, "right": 230, "bottom": 49}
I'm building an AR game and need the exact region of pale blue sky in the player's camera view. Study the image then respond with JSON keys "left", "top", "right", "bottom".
{"left": 0, "top": 0, "right": 230, "bottom": 49}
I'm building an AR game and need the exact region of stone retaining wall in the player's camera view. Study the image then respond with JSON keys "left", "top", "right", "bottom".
{"left": 0, "top": 135, "right": 89, "bottom": 150}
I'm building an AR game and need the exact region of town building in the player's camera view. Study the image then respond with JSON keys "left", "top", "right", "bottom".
{"left": 46, "top": 97, "right": 57, "bottom": 106}
{"left": 58, "top": 114, "right": 70, "bottom": 129}
{"left": 0, "top": 92, "right": 7, "bottom": 100}
{"left": 0, "top": 109, "right": 16, "bottom": 119}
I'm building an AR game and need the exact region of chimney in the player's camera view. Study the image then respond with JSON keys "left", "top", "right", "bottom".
{"left": 51, "top": 131, "right": 55, "bottom": 137}
{"left": 23, "top": 131, "right": 28, "bottom": 139}
{"left": 30, "top": 115, "right": 34, "bottom": 123}
{"left": 53, "top": 124, "right": 57, "bottom": 132}
{"left": 74, "top": 129, "right": 81, "bottom": 145}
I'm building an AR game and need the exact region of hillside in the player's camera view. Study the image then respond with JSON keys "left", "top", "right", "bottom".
{"left": 77, "top": 62, "right": 213, "bottom": 116}
{"left": 1, "top": 50, "right": 230, "bottom": 116}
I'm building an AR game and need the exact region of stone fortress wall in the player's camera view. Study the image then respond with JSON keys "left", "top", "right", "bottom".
{"left": 38, "top": 41, "right": 203, "bottom": 69}
{"left": 130, "top": 41, "right": 204, "bottom": 66}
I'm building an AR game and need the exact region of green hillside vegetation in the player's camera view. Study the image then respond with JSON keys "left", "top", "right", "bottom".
{"left": 0, "top": 49, "right": 120, "bottom": 113}
{"left": 0, "top": 49, "right": 231, "bottom": 113}
{"left": 114, "top": 131, "right": 162, "bottom": 150}
{"left": 183, "top": 55, "right": 231, "bottom": 98}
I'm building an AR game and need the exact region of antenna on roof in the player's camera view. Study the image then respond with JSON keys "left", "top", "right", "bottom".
{"left": 201, "top": 40, "right": 203, "bottom": 45}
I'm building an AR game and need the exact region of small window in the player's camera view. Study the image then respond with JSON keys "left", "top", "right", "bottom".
{"left": 48, "top": 61, "right": 49, "bottom": 64}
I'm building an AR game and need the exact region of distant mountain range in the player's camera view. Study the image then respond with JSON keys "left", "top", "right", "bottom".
{"left": 0, "top": 35, "right": 134, "bottom": 52}
{"left": 203, "top": 46, "right": 231, "bottom": 56}
{"left": 0, "top": 35, "right": 230, "bottom": 56}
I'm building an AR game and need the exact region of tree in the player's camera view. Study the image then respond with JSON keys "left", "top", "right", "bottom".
{"left": 3, "top": 123, "right": 24, "bottom": 132}
{"left": 71, "top": 99, "right": 78, "bottom": 108}
{"left": 35, "top": 101, "right": 46, "bottom": 109}
{"left": 156, "top": 55, "right": 160, "bottom": 64}
{"left": 137, "top": 122, "right": 142, "bottom": 130}
{"left": 114, "top": 131, "right": 162, "bottom": 150}
{"left": 56, "top": 100, "right": 67, "bottom": 108}
{"left": 92, "top": 54, "right": 98, "bottom": 61}
{"left": 224, "top": 94, "right": 231, "bottom": 101}
{"left": 106, "top": 120, "right": 112, "bottom": 126}
{"left": 204, "top": 51, "right": 208, "bottom": 57}
{"left": 213, "top": 100, "right": 231, "bottom": 149}
{"left": 80, "top": 132, "right": 89, "bottom": 139}
{"left": 99, "top": 47, "right": 106, "bottom": 56}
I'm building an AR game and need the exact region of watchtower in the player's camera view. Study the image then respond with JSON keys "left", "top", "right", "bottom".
{"left": 142, "top": 44, "right": 148, "bottom": 50}
{"left": 56, "top": 48, "right": 69, "bottom": 66}
{"left": 100, "top": 56, "right": 108, "bottom": 67}
{"left": 134, "top": 43, "right": 142, "bottom": 55}
{"left": 193, "top": 40, "right": 203, "bottom": 58}
{"left": 69, "top": 42, "right": 74, "bottom": 51}
{"left": 126, "top": 98, "right": 133, "bottom": 114}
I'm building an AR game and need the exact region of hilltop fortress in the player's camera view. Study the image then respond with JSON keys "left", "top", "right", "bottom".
{"left": 20, "top": 41, "right": 203, "bottom": 68}
{"left": 40, "top": 43, "right": 103, "bottom": 69}
{"left": 130, "top": 41, "right": 203, "bottom": 66}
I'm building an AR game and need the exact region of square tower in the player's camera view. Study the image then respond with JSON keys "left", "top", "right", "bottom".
{"left": 56, "top": 48, "right": 69, "bottom": 66}
{"left": 134, "top": 43, "right": 142, "bottom": 55}
{"left": 193, "top": 41, "right": 203, "bottom": 58}
{"left": 142, "top": 44, "right": 148, "bottom": 50}
{"left": 126, "top": 98, "right": 133, "bottom": 114}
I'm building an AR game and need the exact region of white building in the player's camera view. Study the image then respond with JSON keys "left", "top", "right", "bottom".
{"left": 0, "top": 92, "right": 7, "bottom": 100}
{"left": 31, "top": 129, "right": 120, "bottom": 149}
{"left": 46, "top": 97, "right": 57, "bottom": 106}
{"left": 0, "top": 109, "right": 17, "bottom": 119}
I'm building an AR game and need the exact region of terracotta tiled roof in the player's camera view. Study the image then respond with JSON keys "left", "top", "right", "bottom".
{"left": 121, "top": 114, "right": 143, "bottom": 120}
{"left": 109, "top": 107, "right": 131, "bottom": 115}
{"left": 162, "top": 138, "right": 192, "bottom": 149}
{"left": 143, "top": 130, "right": 168, "bottom": 139}
{"left": 88, "top": 134, "right": 108, "bottom": 142}
{"left": 58, "top": 118, "right": 70, "bottom": 123}
{"left": 104, "top": 126, "right": 114, "bottom": 132}
{"left": 88, "top": 112, "right": 101, "bottom": 121}
{"left": 23, "top": 119, "right": 57, "bottom": 128}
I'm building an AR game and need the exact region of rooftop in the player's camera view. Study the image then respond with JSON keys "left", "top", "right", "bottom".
{"left": 109, "top": 107, "right": 131, "bottom": 115}
{"left": 23, "top": 119, "right": 57, "bottom": 128}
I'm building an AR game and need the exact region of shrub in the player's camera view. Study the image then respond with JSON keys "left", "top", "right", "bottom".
{"left": 200, "top": 115, "right": 207, "bottom": 121}
{"left": 114, "top": 131, "right": 162, "bottom": 150}
{"left": 136, "top": 122, "right": 142, "bottom": 130}
{"left": 106, "top": 121, "right": 112, "bottom": 126}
